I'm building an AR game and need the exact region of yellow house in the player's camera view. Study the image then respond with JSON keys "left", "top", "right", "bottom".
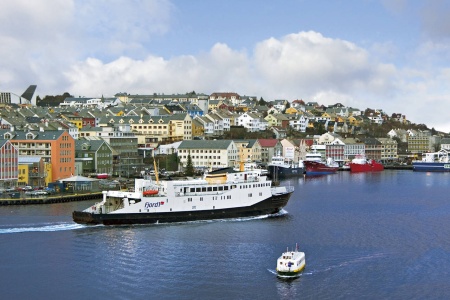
{"left": 285, "top": 107, "right": 299, "bottom": 114}
{"left": 44, "top": 163, "right": 52, "bottom": 186}
{"left": 347, "top": 116, "right": 361, "bottom": 126}
{"left": 334, "top": 115, "right": 345, "bottom": 123}
{"left": 17, "top": 165, "right": 28, "bottom": 186}
{"left": 18, "top": 157, "right": 52, "bottom": 187}
{"left": 264, "top": 114, "right": 278, "bottom": 127}
{"left": 234, "top": 140, "right": 262, "bottom": 163}
{"left": 321, "top": 112, "right": 332, "bottom": 120}
{"left": 60, "top": 113, "right": 83, "bottom": 129}
{"left": 192, "top": 119, "right": 205, "bottom": 137}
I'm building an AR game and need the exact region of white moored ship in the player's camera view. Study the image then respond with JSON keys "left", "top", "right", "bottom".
{"left": 73, "top": 169, "right": 294, "bottom": 225}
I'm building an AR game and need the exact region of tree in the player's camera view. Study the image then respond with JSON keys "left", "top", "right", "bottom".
{"left": 185, "top": 153, "right": 194, "bottom": 176}
{"left": 258, "top": 97, "right": 267, "bottom": 106}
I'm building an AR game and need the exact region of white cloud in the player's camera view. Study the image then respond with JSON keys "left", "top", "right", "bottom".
{"left": 0, "top": 0, "right": 173, "bottom": 92}
{"left": 253, "top": 31, "right": 397, "bottom": 100}
{"left": 60, "top": 29, "right": 450, "bottom": 132}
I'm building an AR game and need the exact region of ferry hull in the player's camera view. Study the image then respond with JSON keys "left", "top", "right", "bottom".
{"left": 73, "top": 192, "right": 293, "bottom": 225}
{"left": 412, "top": 162, "right": 450, "bottom": 172}
{"left": 268, "top": 166, "right": 304, "bottom": 179}
{"left": 276, "top": 265, "right": 305, "bottom": 277}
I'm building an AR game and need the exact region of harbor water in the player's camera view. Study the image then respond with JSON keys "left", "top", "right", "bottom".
{"left": 1, "top": 170, "right": 450, "bottom": 299}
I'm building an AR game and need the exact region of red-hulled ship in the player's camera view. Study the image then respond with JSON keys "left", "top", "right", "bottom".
{"left": 349, "top": 155, "right": 384, "bottom": 172}
{"left": 303, "top": 151, "right": 339, "bottom": 175}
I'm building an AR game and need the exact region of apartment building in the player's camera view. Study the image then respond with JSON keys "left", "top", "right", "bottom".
{"left": 178, "top": 140, "right": 238, "bottom": 169}
{"left": 2, "top": 129, "right": 75, "bottom": 181}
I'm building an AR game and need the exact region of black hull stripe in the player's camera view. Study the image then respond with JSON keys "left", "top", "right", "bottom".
{"left": 73, "top": 192, "right": 293, "bottom": 225}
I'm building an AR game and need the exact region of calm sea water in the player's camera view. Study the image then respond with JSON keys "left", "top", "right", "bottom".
{"left": 1, "top": 170, "right": 450, "bottom": 300}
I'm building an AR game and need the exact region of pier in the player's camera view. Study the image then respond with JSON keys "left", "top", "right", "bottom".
{"left": 0, "top": 192, "right": 102, "bottom": 206}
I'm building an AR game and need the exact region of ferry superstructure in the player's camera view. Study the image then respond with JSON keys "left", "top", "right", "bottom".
{"left": 73, "top": 170, "right": 294, "bottom": 225}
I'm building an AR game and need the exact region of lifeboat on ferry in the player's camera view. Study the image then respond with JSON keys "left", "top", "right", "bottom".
{"left": 143, "top": 189, "right": 159, "bottom": 196}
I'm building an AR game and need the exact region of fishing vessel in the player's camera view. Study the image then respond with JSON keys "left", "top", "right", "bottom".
{"left": 276, "top": 244, "right": 306, "bottom": 277}
{"left": 72, "top": 166, "right": 294, "bottom": 225}
{"left": 349, "top": 154, "right": 384, "bottom": 172}
{"left": 412, "top": 149, "right": 450, "bottom": 172}
{"left": 267, "top": 153, "right": 304, "bottom": 179}
{"left": 303, "top": 151, "right": 339, "bottom": 176}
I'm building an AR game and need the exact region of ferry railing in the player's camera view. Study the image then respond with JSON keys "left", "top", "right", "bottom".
{"left": 171, "top": 178, "right": 262, "bottom": 189}
{"left": 285, "top": 186, "right": 295, "bottom": 193}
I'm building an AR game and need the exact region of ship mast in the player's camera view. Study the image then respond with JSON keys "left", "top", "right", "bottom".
{"left": 153, "top": 153, "right": 159, "bottom": 184}
{"left": 239, "top": 145, "right": 245, "bottom": 172}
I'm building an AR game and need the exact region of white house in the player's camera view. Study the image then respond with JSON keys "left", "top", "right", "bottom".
{"left": 237, "top": 113, "right": 262, "bottom": 132}
{"left": 157, "top": 141, "right": 182, "bottom": 155}
{"left": 289, "top": 114, "right": 309, "bottom": 132}
{"left": 194, "top": 116, "right": 214, "bottom": 136}
{"left": 177, "top": 140, "right": 238, "bottom": 169}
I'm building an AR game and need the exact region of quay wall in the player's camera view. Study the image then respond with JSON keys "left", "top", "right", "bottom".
{"left": 0, "top": 192, "right": 103, "bottom": 206}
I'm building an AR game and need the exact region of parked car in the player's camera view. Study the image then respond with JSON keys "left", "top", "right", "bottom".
{"left": 45, "top": 188, "right": 56, "bottom": 194}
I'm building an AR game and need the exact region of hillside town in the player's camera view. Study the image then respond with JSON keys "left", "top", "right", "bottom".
{"left": 0, "top": 89, "right": 449, "bottom": 191}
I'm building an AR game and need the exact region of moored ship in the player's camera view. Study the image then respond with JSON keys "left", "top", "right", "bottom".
{"left": 349, "top": 154, "right": 384, "bottom": 172}
{"left": 303, "top": 151, "right": 339, "bottom": 176}
{"left": 72, "top": 170, "right": 294, "bottom": 225}
{"left": 267, "top": 153, "right": 304, "bottom": 179}
{"left": 412, "top": 149, "right": 450, "bottom": 172}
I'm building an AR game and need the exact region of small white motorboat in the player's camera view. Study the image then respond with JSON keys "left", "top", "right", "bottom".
{"left": 276, "top": 244, "right": 306, "bottom": 277}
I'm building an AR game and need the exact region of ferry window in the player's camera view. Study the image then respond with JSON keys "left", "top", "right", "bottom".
{"left": 190, "top": 188, "right": 195, "bottom": 192}
{"left": 207, "top": 187, "right": 212, "bottom": 191}
{"left": 200, "top": 197, "right": 203, "bottom": 201}
{"left": 248, "top": 193, "right": 252, "bottom": 197}
{"left": 224, "top": 186, "right": 229, "bottom": 190}
{"left": 213, "top": 187, "right": 217, "bottom": 191}
{"left": 202, "top": 187, "right": 206, "bottom": 192}
{"left": 196, "top": 188, "right": 201, "bottom": 192}
{"left": 259, "top": 192, "right": 262, "bottom": 196}
{"left": 232, "top": 185, "right": 236, "bottom": 189}
{"left": 219, "top": 186, "right": 223, "bottom": 191}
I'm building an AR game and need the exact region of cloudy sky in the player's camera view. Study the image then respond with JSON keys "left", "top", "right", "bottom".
{"left": 2, "top": 0, "right": 450, "bottom": 131}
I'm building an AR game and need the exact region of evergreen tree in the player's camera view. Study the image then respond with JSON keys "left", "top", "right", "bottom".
{"left": 185, "top": 153, "right": 194, "bottom": 176}
{"left": 258, "top": 97, "right": 267, "bottom": 106}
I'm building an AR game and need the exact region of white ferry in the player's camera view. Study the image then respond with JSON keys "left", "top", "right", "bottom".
{"left": 72, "top": 169, "right": 294, "bottom": 225}
{"left": 276, "top": 244, "right": 306, "bottom": 277}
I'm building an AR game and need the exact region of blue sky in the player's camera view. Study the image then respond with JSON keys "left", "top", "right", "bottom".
{"left": 2, "top": 0, "right": 450, "bottom": 132}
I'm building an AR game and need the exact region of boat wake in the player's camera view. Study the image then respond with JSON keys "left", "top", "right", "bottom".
{"left": 302, "top": 252, "right": 386, "bottom": 276}
{"left": 0, "top": 222, "right": 88, "bottom": 234}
